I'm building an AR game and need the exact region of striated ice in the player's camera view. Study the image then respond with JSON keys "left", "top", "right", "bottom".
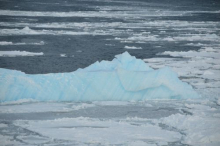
{"left": 0, "top": 52, "right": 199, "bottom": 102}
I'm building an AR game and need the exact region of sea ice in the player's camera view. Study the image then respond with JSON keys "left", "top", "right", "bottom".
{"left": 157, "top": 113, "right": 220, "bottom": 146}
{"left": 0, "top": 41, "right": 13, "bottom": 45}
{"left": 0, "top": 52, "right": 199, "bottom": 102}
{"left": 14, "top": 117, "right": 181, "bottom": 145}
{"left": 0, "top": 51, "right": 43, "bottom": 57}
{"left": 124, "top": 46, "right": 142, "bottom": 49}
{"left": 60, "top": 54, "right": 67, "bottom": 57}
{"left": 0, "top": 41, "right": 44, "bottom": 46}
{"left": 145, "top": 47, "right": 220, "bottom": 100}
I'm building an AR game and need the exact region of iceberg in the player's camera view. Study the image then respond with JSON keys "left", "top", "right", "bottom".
{"left": 0, "top": 52, "right": 199, "bottom": 102}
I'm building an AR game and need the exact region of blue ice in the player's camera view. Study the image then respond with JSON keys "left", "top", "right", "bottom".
{"left": 0, "top": 52, "right": 199, "bottom": 102}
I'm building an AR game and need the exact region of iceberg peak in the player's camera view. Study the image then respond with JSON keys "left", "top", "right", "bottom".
{"left": 83, "top": 52, "right": 152, "bottom": 72}
{"left": 0, "top": 52, "right": 199, "bottom": 102}
{"left": 115, "top": 51, "right": 135, "bottom": 63}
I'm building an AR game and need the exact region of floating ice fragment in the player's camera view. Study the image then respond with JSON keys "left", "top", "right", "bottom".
{"left": 0, "top": 41, "right": 13, "bottom": 45}
{"left": 0, "top": 51, "right": 43, "bottom": 57}
{"left": 124, "top": 46, "right": 142, "bottom": 49}
{"left": 0, "top": 41, "right": 44, "bottom": 45}
{"left": 60, "top": 54, "right": 67, "bottom": 57}
{"left": 0, "top": 52, "right": 199, "bottom": 102}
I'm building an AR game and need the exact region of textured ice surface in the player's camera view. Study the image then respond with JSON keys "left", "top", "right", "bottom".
{"left": 1, "top": 100, "right": 219, "bottom": 146}
{"left": 14, "top": 117, "right": 181, "bottom": 145}
{"left": 145, "top": 47, "right": 220, "bottom": 101}
{"left": 0, "top": 52, "right": 198, "bottom": 102}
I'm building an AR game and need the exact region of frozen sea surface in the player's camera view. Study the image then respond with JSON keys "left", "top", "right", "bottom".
{"left": 0, "top": 47, "right": 219, "bottom": 146}
{"left": 0, "top": 0, "right": 220, "bottom": 145}
{"left": 0, "top": 100, "right": 220, "bottom": 146}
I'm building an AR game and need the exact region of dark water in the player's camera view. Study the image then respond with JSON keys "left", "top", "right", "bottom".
{"left": 0, "top": 0, "right": 219, "bottom": 74}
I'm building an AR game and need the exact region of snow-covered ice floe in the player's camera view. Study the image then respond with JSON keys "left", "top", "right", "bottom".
{"left": 0, "top": 41, "right": 44, "bottom": 46}
{"left": 0, "top": 51, "right": 43, "bottom": 57}
{"left": 124, "top": 46, "right": 142, "bottom": 49}
{"left": 0, "top": 52, "right": 199, "bottom": 102}
{"left": 145, "top": 47, "right": 220, "bottom": 102}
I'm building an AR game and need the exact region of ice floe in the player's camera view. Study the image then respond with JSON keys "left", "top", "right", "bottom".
{"left": 0, "top": 27, "right": 101, "bottom": 36}
{"left": 156, "top": 113, "right": 220, "bottom": 146}
{"left": 60, "top": 54, "right": 67, "bottom": 57}
{"left": 0, "top": 51, "right": 43, "bottom": 57}
{"left": 0, "top": 41, "right": 44, "bottom": 45}
{"left": 145, "top": 47, "right": 220, "bottom": 101}
{"left": 0, "top": 10, "right": 191, "bottom": 18}
{"left": 124, "top": 46, "right": 142, "bottom": 49}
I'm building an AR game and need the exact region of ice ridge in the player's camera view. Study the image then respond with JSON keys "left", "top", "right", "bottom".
{"left": 0, "top": 52, "right": 199, "bottom": 102}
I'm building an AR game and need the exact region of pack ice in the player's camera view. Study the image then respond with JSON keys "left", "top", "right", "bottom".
{"left": 0, "top": 52, "right": 199, "bottom": 102}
